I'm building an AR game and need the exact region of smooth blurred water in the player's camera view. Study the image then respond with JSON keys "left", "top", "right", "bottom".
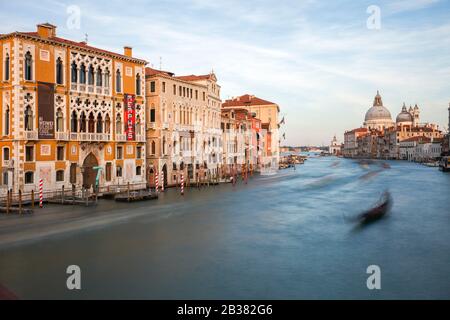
{"left": 0, "top": 157, "right": 449, "bottom": 299}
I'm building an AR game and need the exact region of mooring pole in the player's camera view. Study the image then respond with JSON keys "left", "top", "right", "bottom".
{"left": 19, "top": 189, "right": 22, "bottom": 214}
{"left": 31, "top": 189, "right": 35, "bottom": 209}
{"left": 127, "top": 182, "right": 130, "bottom": 202}
{"left": 61, "top": 185, "right": 65, "bottom": 205}
{"left": 6, "top": 190, "right": 10, "bottom": 214}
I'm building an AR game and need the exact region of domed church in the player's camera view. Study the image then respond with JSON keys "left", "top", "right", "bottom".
{"left": 363, "top": 91, "right": 394, "bottom": 130}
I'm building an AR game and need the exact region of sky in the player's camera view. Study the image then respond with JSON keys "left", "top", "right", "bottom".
{"left": 1, "top": 0, "right": 450, "bottom": 146}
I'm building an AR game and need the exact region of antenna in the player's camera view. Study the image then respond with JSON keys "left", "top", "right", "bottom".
{"left": 159, "top": 56, "right": 162, "bottom": 70}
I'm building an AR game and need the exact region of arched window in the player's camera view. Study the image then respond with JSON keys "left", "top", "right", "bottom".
{"left": 56, "top": 108, "right": 64, "bottom": 132}
{"left": 56, "top": 58, "right": 63, "bottom": 84}
{"left": 104, "top": 68, "right": 110, "bottom": 88}
{"left": 88, "top": 65, "right": 94, "bottom": 85}
{"left": 163, "top": 136, "right": 166, "bottom": 155}
{"left": 4, "top": 53, "right": 10, "bottom": 81}
{"left": 96, "top": 67, "right": 102, "bottom": 87}
{"left": 136, "top": 73, "right": 141, "bottom": 95}
{"left": 88, "top": 112, "right": 95, "bottom": 133}
{"left": 4, "top": 105, "right": 10, "bottom": 135}
{"left": 79, "top": 63, "right": 86, "bottom": 84}
{"left": 116, "top": 70, "right": 121, "bottom": 93}
{"left": 71, "top": 111, "right": 78, "bottom": 132}
{"left": 24, "top": 106, "right": 33, "bottom": 131}
{"left": 96, "top": 114, "right": 103, "bottom": 133}
{"left": 71, "top": 62, "right": 77, "bottom": 83}
{"left": 24, "top": 51, "right": 32, "bottom": 81}
{"left": 116, "top": 114, "right": 122, "bottom": 134}
{"left": 105, "top": 114, "right": 111, "bottom": 134}
{"left": 151, "top": 141, "right": 156, "bottom": 155}
{"left": 80, "top": 112, "right": 87, "bottom": 132}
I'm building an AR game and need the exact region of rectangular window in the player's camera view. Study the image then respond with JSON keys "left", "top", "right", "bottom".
{"left": 203, "top": 92, "right": 206, "bottom": 101}
{"left": 150, "top": 109, "right": 156, "bottom": 122}
{"left": 179, "top": 86, "right": 182, "bottom": 96}
{"left": 106, "top": 162, "right": 112, "bottom": 181}
{"left": 150, "top": 81, "right": 156, "bottom": 93}
{"left": 116, "top": 166, "right": 122, "bottom": 177}
{"left": 173, "top": 84, "right": 176, "bottom": 95}
{"left": 137, "top": 146, "right": 142, "bottom": 159}
{"left": 56, "top": 170, "right": 64, "bottom": 182}
{"left": 25, "top": 171, "right": 34, "bottom": 184}
{"left": 117, "top": 146, "right": 123, "bottom": 159}
{"left": 136, "top": 166, "right": 141, "bottom": 176}
{"left": 162, "top": 82, "right": 166, "bottom": 93}
{"left": 25, "top": 146, "right": 34, "bottom": 162}
{"left": 195, "top": 90, "right": 198, "bottom": 99}
{"left": 57, "top": 146, "right": 64, "bottom": 161}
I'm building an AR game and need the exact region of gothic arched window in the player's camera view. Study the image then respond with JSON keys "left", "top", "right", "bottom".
{"left": 88, "top": 65, "right": 94, "bottom": 85}
{"left": 116, "top": 114, "right": 122, "bottom": 134}
{"left": 116, "top": 69, "right": 121, "bottom": 93}
{"left": 4, "top": 53, "right": 10, "bottom": 81}
{"left": 24, "top": 51, "right": 32, "bottom": 81}
{"left": 104, "top": 68, "right": 110, "bottom": 88}
{"left": 24, "top": 106, "right": 33, "bottom": 131}
{"left": 96, "top": 114, "right": 103, "bottom": 133}
{"left": 56, "top": 58, "right": 63, "bottom": 85}
{"left": 71, "top": 111, "right": 78, "bottom": 132}
{"left": 80, "top": 112, "right": 87, "bottom": 132}
{"left": 56, "top": 108, "right": 64, "bottom": 132}
{"left": 105, "top": 114, "right": 111, "bottom": 134}
{"left": 96, "top": 67, "right": 102, "bottom": 87}
{"left": 88, "top": 112, "right": 95, "bottom": 133}
{"left": 79, "top": 63, "right": 86, "bottom": 84}
{"left": 71, "top": 62, "right": 77, "bottom": 83}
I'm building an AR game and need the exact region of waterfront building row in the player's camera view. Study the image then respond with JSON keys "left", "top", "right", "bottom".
{"left": 0, "top": 23, "right": 280, "bottom": 194}
{"left": 343, "top": 91, "right": 445, "bottom": 161}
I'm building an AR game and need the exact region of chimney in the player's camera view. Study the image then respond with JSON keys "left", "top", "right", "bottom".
{"left": 37, "top": 23, "right": 56, "bottom": 38}
{"left": 124, "top": 46, "right": 133, "bottom": 57}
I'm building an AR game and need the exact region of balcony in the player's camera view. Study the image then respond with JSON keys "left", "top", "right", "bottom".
{"left": 24, "top": 130, "right": 38, "bottom": 140}
{"left": 70, "top": 83, "right": 111, "bottom": 96}
{"left": 116, "top": 134, "right": 126, "bottom": 142}
{"left": 136, "top": 135, "right": 145, "bottom": 142}
{"left": 56, "top": 132, "right": 69, "bottom": 141}
{"left": 69, "top": 132, "right": 112, "bottom": 142}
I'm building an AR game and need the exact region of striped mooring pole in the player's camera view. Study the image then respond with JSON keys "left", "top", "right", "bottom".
{"left": 155, "top": 172, "right": 159, "bottom": 193}
{"left": 181, "top": 173, "right": 184, "bottom": 196}
{"left": 39, "top": 179, "right": 43, "bottom": 208}
{"left": 161, "top": 171, "right": 165, "bottom": 192}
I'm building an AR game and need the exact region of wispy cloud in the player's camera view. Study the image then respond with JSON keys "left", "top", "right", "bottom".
{"left": 0, "top": 0, "right": 449, "bottom": 145}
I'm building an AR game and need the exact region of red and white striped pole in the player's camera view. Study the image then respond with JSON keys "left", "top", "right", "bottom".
{"left": 161, "top": 171, "right": 165, "bottom": 192}
{"left": 155, "top": 172, "right": 159, "bottom": 193}
{"left": 39, "top": 179, "right": 43, "bottom": 208}
{"left": 181, "top": 173, "right": 184, "bottom": 196}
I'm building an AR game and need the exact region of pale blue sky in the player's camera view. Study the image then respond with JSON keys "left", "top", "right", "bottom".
{"left": 1, "top": 0, "right": 449, "bottom": 145}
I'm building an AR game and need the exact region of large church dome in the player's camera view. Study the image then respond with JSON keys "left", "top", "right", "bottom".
{"left": 363, "top": 91, "right": 394, "bottom": 130}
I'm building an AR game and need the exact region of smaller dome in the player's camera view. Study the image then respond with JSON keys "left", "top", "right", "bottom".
{"left": 396, "top": 104, "right": 413, "bottom": 123}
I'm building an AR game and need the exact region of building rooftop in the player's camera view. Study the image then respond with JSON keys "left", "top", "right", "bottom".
{"left": 0, "top": 24, "right": 147, "bottom": 64}
{"left": 223, "top": 94, "right": 277, "bottom": 108}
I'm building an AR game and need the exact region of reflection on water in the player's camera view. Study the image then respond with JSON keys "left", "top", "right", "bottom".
{"left": 0, "top": 157, "right": 449, "bottom": 299}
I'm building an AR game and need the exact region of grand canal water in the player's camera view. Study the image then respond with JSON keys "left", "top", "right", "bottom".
{"left": 0, "top": 157, "right": 449, "bottom": 299}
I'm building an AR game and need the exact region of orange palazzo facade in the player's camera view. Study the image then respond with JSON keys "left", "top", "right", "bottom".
{"left": 0, "top": 23, "right": 147, "bottom": 195}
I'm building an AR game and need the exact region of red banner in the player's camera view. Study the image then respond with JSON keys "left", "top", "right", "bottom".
{"left": 124, "top": 94, "right": 136, "bottom": 141}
